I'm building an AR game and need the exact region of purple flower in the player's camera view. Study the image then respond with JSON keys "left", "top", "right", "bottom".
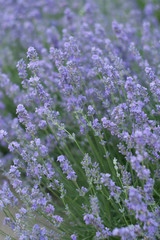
{"left": 29, "top": 76, "right": 40, "bottom": 86}
{"left": 71, "top": 234, "right": 77, "bottom": 240}
{"left": 0, "top": 130, "right": 7, "bottom": 140}
{"left": 77, "top": 186, "right": 88, "bottom": 196}
{"left": 8, "top": 141, "right": 20, "bottom": 152}
{"left": 87, "top": 105, "right": 95, "bottom": 116}
{"left": 16, "top": 104, "right": 29, "bottom": 124}
{"left": 101, "top": 173, "right": 121, "bottom": 202}
{"left": 112, "top": 225, "right": 141, "bottom": 240}
{"left": 84, "top": 213, "right": 94, "bottom": 225}
{"left": 57, "top": 155, "right": 77, "bottom": 181}
{"left": 27, "top": 47, "right": 38, "bottom": 61}
{"left": 53, "top": 215, "right": 63, "bottom": 223}
{"left": 38, "top": 120, "right": 47, "bottom": 129}
{"left": 16, "top": 59, "right": 28, "bottom": 79}
{"left": 1, "top": 2, "right": 160, "bottom": 239}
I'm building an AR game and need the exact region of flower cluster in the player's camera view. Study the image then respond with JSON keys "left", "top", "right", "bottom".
{"left": 0, "top": 0, "right": 160, "bottom": 239}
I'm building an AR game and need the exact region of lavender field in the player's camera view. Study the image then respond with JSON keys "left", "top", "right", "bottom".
{"left": 0, "top": 0, "right": 160, "bottom": 239}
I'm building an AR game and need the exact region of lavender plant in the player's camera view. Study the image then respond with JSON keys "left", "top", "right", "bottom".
{"left": 0, "top": 0, "right": 160, "bottom": 239}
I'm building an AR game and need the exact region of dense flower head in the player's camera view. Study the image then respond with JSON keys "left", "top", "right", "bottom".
{"left": 16, "top": 59, "right": 28, "bottom": 79}
{"left": 57, "top": 155, "right": 77, "bottom": 181}
{"left": 0, "top": 0, "right": 160, "bottom": 239}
